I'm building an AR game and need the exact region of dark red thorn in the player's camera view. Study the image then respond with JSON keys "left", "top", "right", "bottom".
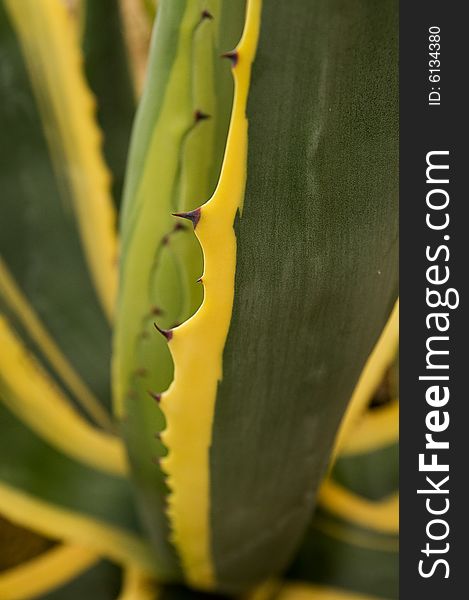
{"left": 201, "top": 9, "right": 213, "bottom": 20}
{"left": 221, "top": 50, "right": 238, "bottom": 66}
{"left": 154, "top": 322, "right": 173, "bottom": 341}
{"left": 147, "top": 390, "right": 162, "bottom": 403}
{"left": 194, "top": 109, "right": 211, "bottom": 123}
{"left": 196, "top": 276, "right": 203, "bottom": 284}
{"left": 172, "top": 208, "right": 201, "bottom": 229}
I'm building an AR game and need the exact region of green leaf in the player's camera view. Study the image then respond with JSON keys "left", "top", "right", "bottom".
{"left": 82, "top": 0, "right": 136, "bottom": 210}
{"left": 333, "top": 444, "right": 399, "bottom": 503}
{"left": 38, "top": 560, "right": 121, "bottom": 600}
{"left": 287, "top": 518, "right": 398, "bottom": 600}
{"left": 150, "top": 0, "right": 398, "bottom": 591}
{"left": 286, "top": 382, "right": 399, "bottom": 599}
{"left": 0, "top": 0, "right": 115, "bottom": 422}
{"left": 286, "top": 441, "right": 399, "bottom": 599}
{"left": 0, "top": 402, "right": 157, "bottom": 574}
{"left": 113, "top": 0, "right": 246, "bottom": 580}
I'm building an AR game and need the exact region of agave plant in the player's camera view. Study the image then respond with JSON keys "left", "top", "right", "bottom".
{"left": 0, "top": 0, "right": 398, "bottom": 598}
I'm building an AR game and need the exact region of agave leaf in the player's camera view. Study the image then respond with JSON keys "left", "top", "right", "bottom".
{"left": 118, "top": 567, "right": 157, "bottom": 599}
{"left": 40, "top": 565, "right": 226, "bottom": 600}
{"left": 148, "top": 0, "right": 398, "bottom": 591}
{"left": 0, "top": 316, "right": 126, "bottom": 475}
{"left": 0, "top": 0, "right": 116, "bottom": 420}
{"left": 140, "top": 0, "right": 158, "bottom": 23}
{"left": 0, "top": 402, "right": 157, "bottom": 574}
{"left": 113, "top": 0, "right": 246, "bottom": 579}
{"left": 2, "top": 0, "right": 118, "bottom": 322}
{"left": 286, "top": 362, "right": 399, "bottom": 600}
{"left": 275, "top": 584, "right": 390, "bottom": 600}
{"left": 332, "top": 443, "right": 399, "bottom": 505}
{"left": 0, "top": 261, "right": 112, "bottom": 431}
{"left": 119, "top": 0, "right": 155, "bottom": 95}
{"left": 114, "top": 0, "right": 398, "bottom": 590}
{"left": 287, "top": 490, "right": 398, "bottom": 599}
{"left": 339, "top": 401, "right": 399, "bottom": 458}
{"left": 82, "top": 0, "right": 136, "bottom": 209}
{"left": 286, "top": 477, "right": 398, "bottom": 598}
{"left": 38, "top": 560, "right": 123, "bottom": 600}
{"left": 0, "top": 531, "right": 152, "bottom": 600}
{"left": 333, "top": 303, "right": 398, "bottom": 459}
{"left": 113, "top": 0, "right": 398, "bottom": 590}
{"left": 332, "top": 353, "right": 399, "bottom": 500}
{"left": 318, "top": 481, "right": 398, "bottom": 535}
{"left": 0, "top": 543, "right": 101, "bottom": 600}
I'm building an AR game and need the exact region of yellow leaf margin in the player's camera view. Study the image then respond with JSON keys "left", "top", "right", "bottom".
{"left": 0, "top": 483, "right": 157, "bottom": 575}
{"left": 0, "top": 544, "right": 99, "bottom": 600}
{"left": 4, "top": 0, "right": 118, "bottom": 322}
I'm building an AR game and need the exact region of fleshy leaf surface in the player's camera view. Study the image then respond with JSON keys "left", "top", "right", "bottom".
{"left": 113, "top": 0, "right": 246, "bottom": 580}
{"left": 0, "top": 0, "right": 115, "bottom": 420}
{"left": 157, "top": 0, "right": 398, "bottom": 591}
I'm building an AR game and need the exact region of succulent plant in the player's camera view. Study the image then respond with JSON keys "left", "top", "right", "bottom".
{"left": 0, "top": 0, "right": 398, "bottom": 598}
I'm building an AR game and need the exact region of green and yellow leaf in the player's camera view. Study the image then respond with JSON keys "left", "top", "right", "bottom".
{"left": 0, "top": 317, "right": 126, "bottom": 475}
{"left": 113, "top": 0, "right": 246, "bottom": 581}
{"left": 115, "top": 0, "right": 398, "bottom": 592}
{"left": 0, "top": 543, "right": 100, "bottom": 600}
{"left": 0, "top": 0, "right": 399, "bottom": 595}
{"left": 82, "top": 0, "right": 136, "bottom": 209}
{"left": 0, "top": 0, "right": 115, "bottom": 422}
{"left": 0, "top": 402, "right": 155, "bottom": 574}
{"left": 3, "top": 0, "right": 118, "bottom": 321}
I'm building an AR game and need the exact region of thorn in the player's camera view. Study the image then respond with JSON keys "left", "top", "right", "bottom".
{"left": 221, "top": 50, "right": 238, "bottom": 66}
{"left": 162, "top": 233, "right": 170, "bottom": 245}
{"left": 147, "top": 390, "right": 162, "bottom": 403}
{"left": 154, "top": 322, "right": 173, "bottom": 341}
{"left": 150, "top": 306, "right": 163, "bottom": 316}
{"left": 201, "top": 9, "right": 213, "bottom": 20}
{"left": 154, "top": 432, "right": 162, "bottom": 440}
{"left": 194, "top": 109, "right": 211, "bottom": 122}
{"left": 172, "top": 208, "right": 201, "bottom": 229}
{"left": 196, "top": 276, "right": 203, "bottom": 284}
